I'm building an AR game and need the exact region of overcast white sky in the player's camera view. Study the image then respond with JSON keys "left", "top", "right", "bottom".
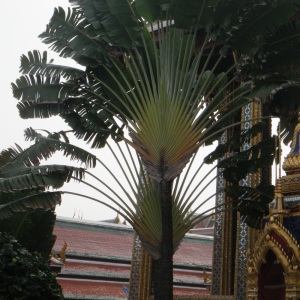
{"left": 0, "top": 1, "right": 290, "bottom": 223}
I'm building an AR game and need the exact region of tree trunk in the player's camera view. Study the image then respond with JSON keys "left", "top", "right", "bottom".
{"left": 154, "top": 179, "right": 173, "bottom": 300}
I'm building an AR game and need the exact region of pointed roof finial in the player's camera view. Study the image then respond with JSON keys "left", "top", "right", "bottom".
{"left": 281, "top": 110, "right": 300, "bottom": 196}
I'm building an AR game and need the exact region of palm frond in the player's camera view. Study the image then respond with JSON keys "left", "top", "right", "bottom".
{"left": 0, "top": 165, "right": 85, "bottom": 192}
{"left": 69, "top": 0, "right": 143, "bottom": 48}
{"left": 95, "top": 26, "right": 250, "bottom": 182}
{"left": 171, "top": 0, "right": 217, "bottom": 29}
{"left": 0, "top": 192, "right": 61, "bottom": 220}
{"left": 225, "top": 0, "right": 300, "bottom": 53}
{"left": 20, "top": 50, "right": 84, "bottom": 80}
{"left": 0, "top": 132, "right": 95, "bottom": 175}
{"left": 0, "top": 145, "right": 27, "bottom": 170}
{"left": 39, "top": 7, "right": 107, "bottom": 67}
{"left": 12, "top": 74, "right": 74, "bottom": 102}
{"left": 230, "top": 184, "right": 274, "bottom": 228}
{"left": 16, "top": 98, "right": 78, "bottom": 119}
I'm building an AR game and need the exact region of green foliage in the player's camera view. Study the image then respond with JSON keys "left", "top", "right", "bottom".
{"left": 204, "top": 122, "right": 279, "bottom": 177}
{"left": 0, "top": 130, "right": 93, "bottom": 221}
{"left": 219, "top": 0, "right": 300, "bottom": 54}
{"left": 204, "top": 122, "right": 278, "bottom": 227}
{"left": 230, "top": 183, "right": 275, "bottom": 228}
{"left": 239, "top": 17, "right": 300, "bottom": 145}
{"left": 0, "top": 206, "right": 57, "bottom": 260}
{"left": 0, "top": 142, "right": 61, "bottom": 260}
{"left": 0, "top": 232, "right": 64, "bottom": 300}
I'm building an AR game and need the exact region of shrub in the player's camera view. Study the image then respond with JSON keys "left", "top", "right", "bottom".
{"left": 0, "top": 232, "right": 64, "bottom": 299}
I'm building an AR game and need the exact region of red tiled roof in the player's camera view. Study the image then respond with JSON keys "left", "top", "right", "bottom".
{"left": 173, "top": 269, "right": 206, "bottom": 283}
{"left": 174, "top": 238, "right": 212, "bottom": 266}
{"left": 53, "top": 219, "right": 134, "bottom": 260}
{"left": 64, "top": 260, "right": 130, "bottom": 276}
{"left": 52, "top": 217, "right": 213, "bottom": 298}
{"left": 57, "top": 279, "right": 129, "bottom": 298}
{"left": 58, "top": 278, "right": 210, "bottom": 297}
{"left": 53, "top": 218, "right": 213, "bottom": 267}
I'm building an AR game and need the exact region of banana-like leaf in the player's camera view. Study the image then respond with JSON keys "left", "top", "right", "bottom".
{"left": 0, "top": 133, "right": 95, "bottom": 175}
{"left": 0, "top": 145, "right": 27, "bottom": 170}
{"left": 39, "top": 7, "right": 107, "bottom": 67}
{"left": 16, "top": 98, "right": 80, "bottom": 119}
{"left": 135, "top": 0, "right": 160, "bottom": 22}
{"left": 20, "top": 50, "right": 84, "bottom": 80}
{"left": 0, "top": 165, "right": 85, "bottom": 192}
{"left": 171, "top": 0, "right": 217, "bottom": 29}
{"left": 230, "top": 183, "right": 275, "bottom": 228}
{"left": 69, "top": 0, "right": 143, "bottom": 48}
{"left": 10, "top": 0, "right": 300, "bottom": 263}
{"left": 0, "top": 192, "right": 61, "bottom": 221}
{"left": 222, "top": 0, "right": 300, "bottom": 53}
{"left": 12, "top": 74, "right": 74, "bottom": 102}
{"left": 259, "top": 21, "right": 300, "bottom": 73}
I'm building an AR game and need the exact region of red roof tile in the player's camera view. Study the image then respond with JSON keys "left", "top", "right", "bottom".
{"left": 53, "top": 218, "right": 213, "bottom": 267}
{"left": 58, "top": 279, "right": 129, "bottom": 297}
{"left": 53, "top": 218, "right": 213, "bottom": 298}
{"left": 174, "top": 240, "right": 212, "bottom": 266}
{"left": 64, "top": 260, "right": 130, "bottom": 275}
{"left": 53, "top": 219, "right": 134, "bottom": 260}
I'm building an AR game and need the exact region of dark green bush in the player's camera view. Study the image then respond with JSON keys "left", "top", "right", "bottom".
{"left": 0, "top": 232, "right": 64, "bottom": 300}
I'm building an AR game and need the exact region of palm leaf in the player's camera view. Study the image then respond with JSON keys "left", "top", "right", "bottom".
{"left": 171, "top": 0, "right": 217, "bottom": 29}
{"left": 10, "top": 1, "right": 300, "bottom": 266}
{"left": 262, "top": 21, "right": 300, "bottom": 67}
{"left": 0, "top": 192, "right": 61, "bottom": 220}
{"left": 0, "top": 165, "right": 85, "bottom": 192}
{"left": 39, "top": 7, "right": 107, "bottom": 67}
{"left": 229, "top": 184, "right": 274, "bottom": 228}
{"left": 224, "top": 0, "right": 300, "bottom": 53}
{"left": 12, "top": 74, "right": 74, "bottom": 102}
{"left": 0, "top": 145, "right": 28, "bottom": 170}
{"left": 16, "top": 98, "right": 79, "bottom": 119}
{"left": 0, "top": 131, "right": 96, "bottom": 175}
{"left": 69, "top": 0, "right": 143, "bottom": 48}
{"left": 96, "top": 27, "right": 250, "bottom": 182}
{"left": 20, "top": 50, "right": 84, "bottom": 80}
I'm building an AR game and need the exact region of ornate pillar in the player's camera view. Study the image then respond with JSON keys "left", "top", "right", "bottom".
{"left": 212, "top": 103, "right": 263, "bottom": 299}
{"left": 211, "top": 132, "right": 227, "bottom": 295}
{"left": 129, "top": 233, "right": 152, "bottom": 300}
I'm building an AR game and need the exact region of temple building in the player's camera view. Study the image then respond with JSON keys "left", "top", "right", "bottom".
{"left": 247, "top": 114, "right": 300, "bottom": 299}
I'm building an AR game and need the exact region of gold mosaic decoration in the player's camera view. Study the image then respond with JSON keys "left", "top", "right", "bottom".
{"left": 247, "top": 111, "right": 300, "bottom": 299}
{"left": 51, "top": 241, "right": 67, "bottom": 263}
{"left": 247, "top": 217, "right": 300, "bottom": 274}
{"left": 247, "top": 217, "right": 300, "bottom": 299}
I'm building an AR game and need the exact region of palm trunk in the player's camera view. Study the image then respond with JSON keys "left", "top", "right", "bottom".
{"left": 154, "top": 179, "right": 173, "bottom": 300}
